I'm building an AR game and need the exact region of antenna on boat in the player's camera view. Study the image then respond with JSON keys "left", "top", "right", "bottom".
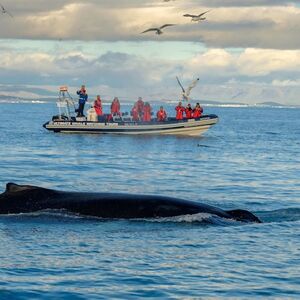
{"left": 57, "top": 86, "right": 76, "bottom": 120}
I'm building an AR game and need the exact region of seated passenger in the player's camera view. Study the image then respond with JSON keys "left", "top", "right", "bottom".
{"left": 131, "top": 104, "right": 139, "bottom": 121}
{"left": 94, "top": 95, "right": 103, "bottom": 116}
{"left": 157, "top": 106, "right": 167, "bottom": 122}
{"left": 175, "top": 101, "right": 185, "bottom": 120}
{"left": 143, "top": 102, "right": 152, "bottom": 122}
{"left": 193, "top": 102, "right": 203, "bottom": 118}
{"left": 185, "top": 103, "right": 193, "bottom": 119}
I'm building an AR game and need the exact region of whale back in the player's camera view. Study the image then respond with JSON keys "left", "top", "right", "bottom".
{"left": 1, "top": 183, "right": 262, "bottom": 223}
{"left": 5, "top": 183, "right": 40, "bottom": 194}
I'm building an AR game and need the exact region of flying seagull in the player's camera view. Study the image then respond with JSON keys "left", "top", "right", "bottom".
{"left": 141, "top": 24, "right": 176, "bottom": 35}
{"left": 176, "top": 77, "right": 200, "bottom": 101}
{"left": 183, "top": 10, "right": 211, "bottom": 22}
{"left": 0, "top": 3, "right": 13, "bottom": 17}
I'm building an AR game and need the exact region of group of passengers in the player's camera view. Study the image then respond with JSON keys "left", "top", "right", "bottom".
{"left": 175, "top": 102, "right": 203, "bottom": 120}
{"left": 76, "top": 85, "right": 202, "bottom": 122}
{"left": 130, "top": 98, "right": 167, "bottom": 122}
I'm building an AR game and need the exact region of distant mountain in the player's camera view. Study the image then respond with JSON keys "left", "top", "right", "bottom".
{"left": 257, "top": 101, "right": 286, "bottom": 107}
{"left": 200, "top": 99, "right": 245, "bottom": 106}
{"left": 0, "top": 83, "right": 299, "bottom": 107}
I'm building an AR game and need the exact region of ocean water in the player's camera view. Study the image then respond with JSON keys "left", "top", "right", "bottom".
{"left": 0, "top": 101, "right": 300, "bottom": 299}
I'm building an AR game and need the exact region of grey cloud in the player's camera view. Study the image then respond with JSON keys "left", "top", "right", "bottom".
{"left": 6, "top": 0, "right": 152, "bottom": 14}
{"left": 196, "top": 0, "right": 297, "bottom": 7}
{"left": 1, "top": 48, "right": 300, "bottom": 104}
{"left": 54, "top": 54, "right": 90, "bottom": 69}
{"left": 0, "top": 1, "right": 300, "bottom": 49}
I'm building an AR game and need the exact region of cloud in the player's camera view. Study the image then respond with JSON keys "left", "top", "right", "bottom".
{"left": 237, "top": 49, "right": 300, "bottom": 76}
{"left": 0, "top": 44, "right": 300, "bottom": 104}
{"left": 0, "top": 1, "right": 299, "bottom": 49}
{"left": 272, "top": 79, "right": 300, "bottom": 87}
{"left": 194, "top": 0, "right": 296, "bottom": 7}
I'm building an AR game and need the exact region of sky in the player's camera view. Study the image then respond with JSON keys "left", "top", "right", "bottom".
{"left": 0, "top": 0, "right": 300, "bottom": 104}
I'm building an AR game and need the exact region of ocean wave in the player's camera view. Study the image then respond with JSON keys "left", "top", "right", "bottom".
{"left": 3, "top": 208, "right": 300, "bottom": 225}
{"left": 137, "top": 213, "right": 240, "bottom": 226}
{"left": 0, "top": 210, "right": 241, "bottom": 226}
{"left": 256, "top": 207, "right": 300, "bottom": 223}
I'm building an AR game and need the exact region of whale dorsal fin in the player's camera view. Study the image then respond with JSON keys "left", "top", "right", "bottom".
{"left": 5, "top": 183, "right": 37, "bottom": 193}
{"left": 226, "top": 209, "right": 262, "bottom": 223}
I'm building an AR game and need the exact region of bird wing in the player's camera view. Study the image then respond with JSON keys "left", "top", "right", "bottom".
{"left": 160, "top": 24, "right": 176, "bottom": 29}
{"left": 185, "top": 78, "right": 199, "bottom": 96}
{"left": 197, "top": 10, "right": 211, "bottom": 17}
{"left": 176, "top": 77, "right": 185, "bottom": 93}
{"left": 6, "top": 10, "right": 13, "bottom": 17}
{"left": 183, "top": 14, "right": 197, "bottom": 18}
{"left": 141, "top": 28, "right": 158, "bottom": 34}
{"left": 0, "top": 4, "right": 13, "bottom": 17}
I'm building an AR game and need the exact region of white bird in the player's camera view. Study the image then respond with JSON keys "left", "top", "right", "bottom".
{"left": 141, "top": 24, "right": 176, "bottom": 35}
{"left": 183, "top": 10, "right": 211, "bottom": 22}
{"left": 176, "top": 77, "right": 199, "bottom": 101}
{"left": 0, "top": 3, "right": 13, "bottom": 17}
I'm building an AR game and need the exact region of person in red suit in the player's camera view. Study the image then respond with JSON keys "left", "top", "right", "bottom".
{"left": 175, "top": 102, "right": 185, "bottom": 120}
{"left": 94, "top": 95, "right": 103, "bottom": 116}
{"left": 107, "top": 97, "right": 121, "bottom": 122}
{"left": 143, "top": 102, "right": 152, "bottom": 122}
{"left": 110, "top": 97, "right": 121, "bottom": 116}
{"left": 131, "top": 104, "right": 139, "bottom": 121}
{"left": 135, "top": 97, "right": 144, "bottom": 120}
{"left": 193, "top": 103, "right": 203, "bottom": 118}
{"left": 157, "top": 106, "right": 167, "bottom": 121}
{"left": 185, "top": 103, "right": 193, "bottom": 119}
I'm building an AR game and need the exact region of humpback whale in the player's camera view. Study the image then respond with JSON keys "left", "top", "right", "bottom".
{"left": 0, "top": 183, "right": 261, "bottom": 223}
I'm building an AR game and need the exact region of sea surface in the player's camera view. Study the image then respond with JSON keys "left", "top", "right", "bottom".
{"left": 0, "top": 101, "right": 299, "bottom": 299}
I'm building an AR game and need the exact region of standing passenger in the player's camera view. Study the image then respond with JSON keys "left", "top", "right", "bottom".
{"left": 185, "top": 103, "right": 193, "bottom": 119}
{"left": 94, "top": 95, "right": 103, "bottom": 116}
{"left": 76, "top": 85, "right": 88, "bottom": 117}
{"left": 131, "top": 104, "right": 139, "bottom": 121}
{"left": 111, "top": 97, "right": 121, "bottom": 116}
{"left": 175, "top": 101, "right": 185, "bottom": 120}
{"left": 193, "top": 103, "right": 203, "bottom": 118}
{"left": 143, "top": 102, "right": 152, "bottom": 122}
{"left": 136, "top": 97, "right": 144, "bottom": 120}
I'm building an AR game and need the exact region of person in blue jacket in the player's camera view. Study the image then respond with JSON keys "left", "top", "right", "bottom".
{"left": 76, "top": 85, "right": 88, "bottom": 117}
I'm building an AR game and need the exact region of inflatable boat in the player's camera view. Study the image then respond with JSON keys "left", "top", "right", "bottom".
{"left": 43, "top": 87, "right": 218, "bottom": 136}
{"left": 43, "top": 114, "right": 218, "bottom": 136}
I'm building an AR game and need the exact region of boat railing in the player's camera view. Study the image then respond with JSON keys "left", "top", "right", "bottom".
{"left": 56, "top": 86, "right": 76, "bottom": 120}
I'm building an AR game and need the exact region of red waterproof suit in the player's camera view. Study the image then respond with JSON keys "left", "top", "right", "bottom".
{"left": 193, "top": 107, "right": 203, "bottom": 118}
{"left": 143, "top": 104, "right": 152, "bottom": 122}
{"left": 111, "top": 99, "right": 121, "bottom": 115}
{"left": 131, "top": 105, "right": 139, "bottom": 121}
{"left": 185, "top": 107, "right": 193, "bottom": 119}
{"left": 94, "top": 99, "right": 103, "bottom": 116}
{"left": 175, "top": 106, "right": 185, "bottom": 120}
{"left": 157, "top": 109, "right": 167, "bottom": 121}
{"left": 136, "top": 99, "right": 144, "bottom": 118}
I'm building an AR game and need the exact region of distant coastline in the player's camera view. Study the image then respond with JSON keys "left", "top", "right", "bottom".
{"left": 0, "top": 94, "right": 298, "bottom": 108}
